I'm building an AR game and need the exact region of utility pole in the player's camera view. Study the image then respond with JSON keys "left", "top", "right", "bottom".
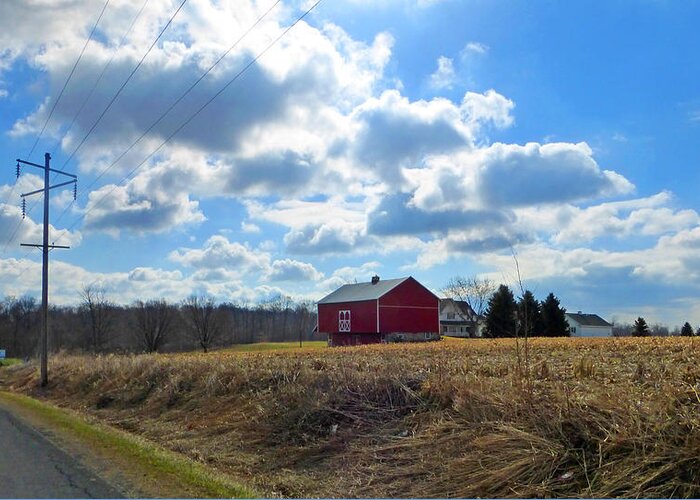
{"left": 16, "top": 153, "right": 77, "bottom": 387}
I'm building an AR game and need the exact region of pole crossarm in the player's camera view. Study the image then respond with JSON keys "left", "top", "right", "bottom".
{"left": 21, "top": 179, "right": 77, "bottom": 198}
{"left": 20, "top": 243, "right": 70, "bottom": 249}
{"left": 16, "top": 158, "right": 77, "bottom": 178}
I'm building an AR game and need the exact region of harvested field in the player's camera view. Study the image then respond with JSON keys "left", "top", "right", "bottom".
{"left": 3, "top": 336, "right": 700, "bottom": 498}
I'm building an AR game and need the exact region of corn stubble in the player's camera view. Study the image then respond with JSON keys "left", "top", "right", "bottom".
{"left": 5, "top": 336, "right": 700, "bottom": 498}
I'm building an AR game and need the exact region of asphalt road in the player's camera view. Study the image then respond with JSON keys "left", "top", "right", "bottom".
{"left": 0, "top": 407, "right": 124, "bottom": 498}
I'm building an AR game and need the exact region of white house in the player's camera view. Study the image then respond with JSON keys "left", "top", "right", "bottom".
{"left": 565, "top": 312, "right": 612, "bottom": 337}
{"left": 440, "top": 299, "right": 479, "bottom": 337}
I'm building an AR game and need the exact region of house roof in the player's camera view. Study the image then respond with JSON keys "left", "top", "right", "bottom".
{"left": 440, "top": 298, "right": 476, "bottom": 317}
{"left": 317, "top": 277, "right": 410, "bottom": 304}
{"left": 565, "top": 313, "right": 612, "bottom": 327}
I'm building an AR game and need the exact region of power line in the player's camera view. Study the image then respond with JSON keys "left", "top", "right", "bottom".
{"left": 1, "top": 0, "right": 110, "bottom": 250}
{"left": 26, "top": 0, "right": 111, "bottom": 162}
{"left": 3, "top": 0, "right": 177, "bottom": 254}
{"left": 54, "top": 0, "right": 283, "bottom": 222}
{"left": 8, "top": 0, "right": 324, "bottom": 286}
{"left": 59, "top": 0, "right": 188, "bottom": 171}
{"left": 57, "top": 0, "right": 323, "bottom": 242}
{"left": 51, "top": 0, "right": 152, "bottom": 156}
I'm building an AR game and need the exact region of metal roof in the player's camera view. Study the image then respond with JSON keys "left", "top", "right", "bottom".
{"left": 565, "top": 313, "right": 612, "bottom": 327}
{"left": 317, "top": 277, "right": 410, "bottom": 304}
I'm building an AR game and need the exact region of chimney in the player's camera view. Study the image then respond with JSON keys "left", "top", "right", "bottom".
{"left": 371, "top": 275, "right": 380, "bottom": 285}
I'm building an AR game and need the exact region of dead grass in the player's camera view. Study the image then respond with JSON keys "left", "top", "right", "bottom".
{"left": 3, "top": 336, "right": 700, "bottom": 498}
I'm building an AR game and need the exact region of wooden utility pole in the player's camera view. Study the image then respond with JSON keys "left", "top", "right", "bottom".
{"left": 17, "top": 153, "right": 77, "bottom": 387}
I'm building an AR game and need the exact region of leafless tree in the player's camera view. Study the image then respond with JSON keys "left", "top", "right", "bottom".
{"left": 132, "top": 299, "right": 175, "bottom": 353}
{"left": 3, "top": 295, "right": 38, "bottom": 357}
{"left": 80, "top": 283, "right": 114, "bottom": 352}
{"left": 182, "top": 294, "right": 220, "bottom": 352}
{"left": 442, "top": 275, "right": 496, "bottom": 336}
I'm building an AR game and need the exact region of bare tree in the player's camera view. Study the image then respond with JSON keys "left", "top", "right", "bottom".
{"left": 4, "top": 295, "right": 39, "bottom": 357}
{"left": 132, "top": 299, "right": 175, "bottom": 353}
{"left": 182, "top": 295, "right": 221, "bottom": 352}
{"left": 80, "top": 283, "right": 114, "bottom": 352}
{"left": 442, "top": 276, "right": 496, "bottom": 336}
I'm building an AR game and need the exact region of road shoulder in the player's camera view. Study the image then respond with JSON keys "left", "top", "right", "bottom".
{"left": 0, "top": 391, "right": 256, "bottom": 499}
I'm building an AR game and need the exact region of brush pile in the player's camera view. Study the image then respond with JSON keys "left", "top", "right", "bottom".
{"left": 5, "top": 337, "right": 700, "bottom": 498}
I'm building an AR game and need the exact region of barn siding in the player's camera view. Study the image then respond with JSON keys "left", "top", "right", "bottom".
{"left": 379, "top": 278, "right": 439, "bottom": 333}
{"left": 318, "top": 299, "right": 378, "bottom": 334}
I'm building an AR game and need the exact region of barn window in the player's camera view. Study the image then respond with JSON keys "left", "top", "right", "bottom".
{"left": 339, "top": 310, "right": 351, "bottom": 332}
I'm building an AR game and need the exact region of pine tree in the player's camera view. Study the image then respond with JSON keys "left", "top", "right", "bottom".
{"left": 518, "top": 290, "right": 544, "bottom": 337}
{"left": 680, "top": 322, "right": 694, "bottom": 337}
{"left": 540, "top": 293, "right": 570, "bottom": 337}
{"left": 484, "top": 285, "right": 517, "bottom": 338}
{"left": 634, "top": 317, "right": 649, "bottom": 337}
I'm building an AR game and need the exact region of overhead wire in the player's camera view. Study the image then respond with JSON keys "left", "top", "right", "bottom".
{"left": 26, "top": 0, "right": 112, "bottom": 162}
{"left": 0, "top": 0, "right": 111, "bottom": 252}
{"left": 9, "top": 0, "right": 324, "bottom": 289}
{"left": 50, "top": 0, "right": 152, "bottom": 157}
{"left": 3, "top": 0, "right": 181, "bottom": 255}
{"left": 59, "top": 0, "right": 188, "bottom": 171}
{"left": 52, "top": 0, "right": 284, "bottom": 228}
{"left": 55, "top": 0, "right": 323, "bottom": 244}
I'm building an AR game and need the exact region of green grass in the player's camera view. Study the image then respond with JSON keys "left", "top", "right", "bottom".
{"left": 0, "top": 391, "right": 256, "bottom": 498}
{"left": 0, "top": 358, "right": 23, "bottom": 367}
{"left": 219, "top": 340, "right": 328, "bottom": 353}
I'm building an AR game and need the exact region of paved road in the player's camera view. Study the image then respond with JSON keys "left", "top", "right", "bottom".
{"left": 0, "top": 407, "right": 124, "bottom": 498}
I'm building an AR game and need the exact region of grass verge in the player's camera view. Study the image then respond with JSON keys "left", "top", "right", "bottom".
{"left": 0, "top": 358, "right": 23, "bottom": 367}
{"left": 0, "top": 391, "right": 256, "bottom": 499}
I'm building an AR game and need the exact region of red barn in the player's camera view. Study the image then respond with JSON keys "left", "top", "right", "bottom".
{"left": 317, "top": 276, "right": 440, "bottom": 346}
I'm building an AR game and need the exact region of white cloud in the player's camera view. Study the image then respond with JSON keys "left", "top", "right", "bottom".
{"left": 264, "top": 259, "right": 323, "bottom": 282}
{"left": 169, "top": 235, "right": 269, "bottom": 273}
{"left": 428, "top": 56, "right": 456, "bottom": 90}
{"left": 241, "top": 221, "right": 260, "bottom": 233}
{"left": 462, "top": 41, "right": 489, "bottom": 55}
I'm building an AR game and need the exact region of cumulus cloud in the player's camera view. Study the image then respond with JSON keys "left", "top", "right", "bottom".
{"left": 367, "top": 193, "right": 511, "bottom": 236}
{"left": 169, "top": 235, "right": 269, "bottom": 272}
{"left": 264, "top": 258, "right": 323, "bottom": 282}
{"left": 284, "top": 221, "right": 363, "bottom": 255}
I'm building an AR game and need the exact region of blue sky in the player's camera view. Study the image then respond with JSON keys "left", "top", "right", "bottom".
{"left": 0, "top": 0, "right": 699, "bottom": 327}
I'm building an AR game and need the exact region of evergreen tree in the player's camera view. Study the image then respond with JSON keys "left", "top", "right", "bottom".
{"left": 634, "top": 317, "right": 650, "bottom": 337}
{"left": 484, "top": 285, "right": 517, "bottom": 338}
{"left": 517, "top": 290, "right": 544, "bottom": 337}
{"left": 680, "top": 322, "right": 694, "bottom": 337}
{"left": 540, "top": 293, "right": 570, "bottom": 337}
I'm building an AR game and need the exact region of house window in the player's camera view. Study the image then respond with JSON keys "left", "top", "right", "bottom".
{"left": 447, "top": 312, "right": 455, "bottom": 319}
{"left": 571, "top": 327, "right": 576, "bottom": 334}
{"left": 339, "top": 310, "right": 351, "bottom": 332}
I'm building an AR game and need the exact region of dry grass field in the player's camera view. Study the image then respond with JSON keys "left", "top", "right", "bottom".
{"left": 3, "top": 336, "right": 700, "bottom": 498}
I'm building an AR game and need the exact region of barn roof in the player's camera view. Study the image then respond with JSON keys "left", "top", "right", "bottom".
{"left": 317, "top": 277, "right": 410, "bottom": 304}
{"left": 565, "top": 313, "right": 612, "bottom": 327}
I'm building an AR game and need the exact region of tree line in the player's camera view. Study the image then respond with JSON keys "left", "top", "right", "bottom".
{"left": 612, "top": 317, "right": 699, "bottom": 337}
{"left": 0, "top": 286, "right": 319, "bottom": 358}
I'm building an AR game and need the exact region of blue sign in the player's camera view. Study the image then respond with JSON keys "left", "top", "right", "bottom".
{"left": 0, "top": 350, "right": 5, "bottom": 359}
